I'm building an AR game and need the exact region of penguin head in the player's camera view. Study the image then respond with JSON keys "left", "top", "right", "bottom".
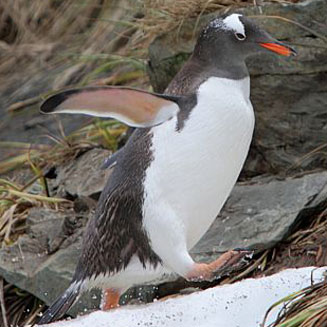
{"left": 194, "top": 13, "right": 296, "bottom": 65}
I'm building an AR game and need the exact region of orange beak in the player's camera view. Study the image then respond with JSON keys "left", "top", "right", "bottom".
{"left": 259, "top": 42, "right": 296, "bottom": 57}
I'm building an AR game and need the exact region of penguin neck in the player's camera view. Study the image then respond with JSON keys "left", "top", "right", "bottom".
{"left": 192, "top": 53, "right": 249, "bottom": 81}
{"left": 166, "top": 54, "right": 249, "bottom": 96}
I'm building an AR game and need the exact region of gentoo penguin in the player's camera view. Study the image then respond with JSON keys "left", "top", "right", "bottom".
{"left": 38, "top": 13, "right": 296, "bottom": 324}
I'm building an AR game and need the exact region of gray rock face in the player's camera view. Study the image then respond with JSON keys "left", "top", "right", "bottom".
{"left": 192, "top": 171, "right": 327, "bottom": 262}
{"left": 0, "top": 149, "right": 113, "bottom": 315}
{"left": 0, "top": 148, "right": 114, "bottom": 315}
{"left": 148, "top": 0, "right": 327, "bottom": 176}
{"left": 0, "top": 207, "right": 100, "bottom": 316}
{"left": 0, "top": 149, "right": 112, "bottom": 315}
{"left": 55, "top": 148, "right": 112, "bottom": 198}
{"left": 1, "top": 170, "right": 327, "bottom": 313}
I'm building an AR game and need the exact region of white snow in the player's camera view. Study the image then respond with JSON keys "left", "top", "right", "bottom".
{"left": 38, "top": 267, "right": 326, "bottom": 327}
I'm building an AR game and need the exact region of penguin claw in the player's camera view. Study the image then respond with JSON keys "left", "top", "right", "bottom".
{"left": 232, "top": 248, "right": 254, "bottom": 261}
{"left": 210, "top": 249, "right": 254, "bottom": 279}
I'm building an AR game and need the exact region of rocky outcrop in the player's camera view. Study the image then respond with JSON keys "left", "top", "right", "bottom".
{"left": 0, "top": 148, "right": 114, "bottom": 315}
{"left": 148, "top": 0, "right": 327, "bottom": 176}
{"left": 192, "top": 171, "right": 327, "bottom": 262}
{"left": 0, "top": 207, "right": 100, "bottom": 316}
{"left": 1, "top": 167, "right": 327, "bottom": 313}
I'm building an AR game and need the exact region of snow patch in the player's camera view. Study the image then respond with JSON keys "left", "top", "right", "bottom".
{"left": 37, "top": 267, "right": 326, "bottom": 327}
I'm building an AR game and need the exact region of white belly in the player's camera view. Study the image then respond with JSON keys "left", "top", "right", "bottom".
{"left": 143, "top": 76, "right": 254, "bottom": 252}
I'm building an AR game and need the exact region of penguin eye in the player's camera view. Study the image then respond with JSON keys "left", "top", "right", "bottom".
{"left": 235, "top": 33, "right": 246, "bottom": 41}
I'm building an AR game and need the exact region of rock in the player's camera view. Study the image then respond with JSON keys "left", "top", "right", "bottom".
{"left": 55, "top": 148, "right": 113, "bottom": 199}
{"left": 0, "top": 64, "right": 92, "bottom": 147}
{"left": 0, "top": 148, "right": 114, "bottom": 314}
{"left": 1, "top": 172, "right": 327, "bottom": 312}
{"left": 147, "top": 0, "right": 327, "bottom": 176}
{"left": 0, "top": 207, "right": 101, "bottom": 316}
{"left": 192, "top": 171, "right": 327, "bottom": 262}
{"left": 0, "top": 148, "right": 113, "bottom": 315}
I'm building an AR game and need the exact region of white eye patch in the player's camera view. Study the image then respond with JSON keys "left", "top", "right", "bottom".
{"left": 223, "top": 14, "right": 246, "bottom": 37}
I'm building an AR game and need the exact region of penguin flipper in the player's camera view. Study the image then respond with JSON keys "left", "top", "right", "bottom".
{"left": 40, "top": 86, "right": 181, "bottom": 128}
{"left": 38, "top": 281, "right": 82, "bottom": 325}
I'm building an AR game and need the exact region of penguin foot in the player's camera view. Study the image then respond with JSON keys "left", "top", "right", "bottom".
{"left": 186, "top": 263, "right": 213, "bottom": 282}
{"left": 101, "top": 288, "right": 121, "bottom": 310}
{"left": 186, "top": 249, "right": 253, "bottom": 282}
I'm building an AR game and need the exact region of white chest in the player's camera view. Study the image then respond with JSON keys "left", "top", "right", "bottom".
{"left": 143, "top": 77, "right": 255, "bottom": 250}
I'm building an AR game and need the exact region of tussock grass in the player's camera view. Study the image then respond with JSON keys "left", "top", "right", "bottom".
{"left": 263, "top": 276, "right": 327, "bottom": 327}
{"left": 137, "top": 0, "right": 302, "bottom": 47}
{"left": 138, "top": 0, "right": 251, "bottom": 45}
{"left": 0, "top": 177, "right": 71, "bottom": 248}
{"left": 0, "top": 280, "right": 44, "bottom": 327}
{"left": 0, "top": 119, "right": 126, "bottom": 174}
{"left": 0, "top": 0, "right": 143, "bottom": 98}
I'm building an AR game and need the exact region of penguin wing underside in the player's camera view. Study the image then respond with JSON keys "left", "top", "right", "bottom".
{"left": 40, "top": 86, "right": 181, "bottom": 128}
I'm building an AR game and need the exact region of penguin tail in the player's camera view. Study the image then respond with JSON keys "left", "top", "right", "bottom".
{"left": 37, "top": 281, "right": 83, "bottom": 325}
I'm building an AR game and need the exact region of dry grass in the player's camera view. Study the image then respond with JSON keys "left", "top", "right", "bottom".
{"left": 1, "top": 0, "right": 247, "bottom": 96}
{"left": 0, "top": 118, "right": 127, "bottom": 242}
{"left": 1, "top": 0, "right": 306, "bottom": 114}
{"left": 0, "top": 0, "right": 145, "bottom": 100}
{"left": 1, "top": 279, "right": 44, "bottom": 327}
{"left": 1, "top": 0, "right": 304, "bottom": 105}
{"left": 262, "top": 213, "right": 327, "bottom": 327}
{"left": 137, "top": 0, "right": 305, "bottom": 47}
{"left": 136, "top": 0, "right": 253, "bottom": 47}
{"left": 0, "top": 119, "right": 127, "bottom": 174}
{"left": 0, "top": 178, "right": 71, "bottom": 248}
